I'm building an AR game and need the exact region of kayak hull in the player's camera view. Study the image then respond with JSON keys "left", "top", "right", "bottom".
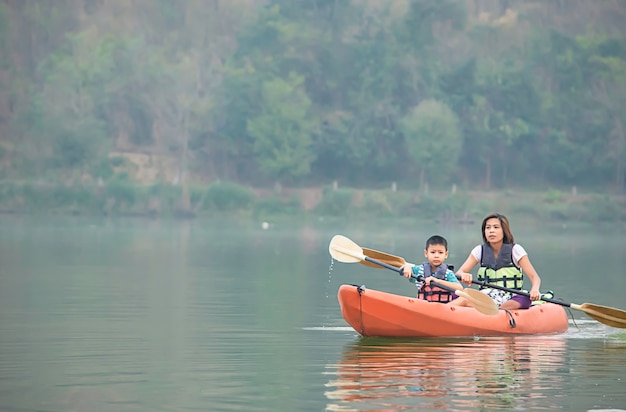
{"left": 337, "top": 284, "right": 569, "bottom": 338}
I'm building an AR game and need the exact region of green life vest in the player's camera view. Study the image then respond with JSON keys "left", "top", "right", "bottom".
{"left": 477, "top": 243, "right": 524, "bottom": 290}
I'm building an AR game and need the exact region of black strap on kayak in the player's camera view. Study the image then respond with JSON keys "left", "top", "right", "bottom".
{"left": 503, "top": 309, "right": 516, "bottom": 328}
{"left": 355, "top": 285, "right": 366, "bottom": 336}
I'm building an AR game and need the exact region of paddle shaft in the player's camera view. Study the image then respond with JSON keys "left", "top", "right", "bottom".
{"left": 465, "top": 277, "right": 572, "bottom": 307}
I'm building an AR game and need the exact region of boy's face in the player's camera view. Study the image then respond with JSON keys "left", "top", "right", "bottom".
{"left": 424, "top": 244, "right": 448, "bottom": 267}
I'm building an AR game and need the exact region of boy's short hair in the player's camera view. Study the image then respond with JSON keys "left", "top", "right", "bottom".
{"left": 425, "top": 235, "right": 448, "bottom": 250}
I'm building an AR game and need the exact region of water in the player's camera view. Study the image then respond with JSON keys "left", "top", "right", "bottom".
{"left": 325, "top": 331, "right": 626, "bottom": 411}
{"left": 0, "top": 216, "right": 625, "bottom": 411}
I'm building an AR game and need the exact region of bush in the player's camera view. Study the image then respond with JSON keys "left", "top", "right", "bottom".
{"left": 51, "top": 185, "right": 97, "bottom": 209}
{"left": 89, "top": 158, "right": 116, "bottom": 180}
{"left": 203, "top": 181, "right": 255, "bottom": 211}
{"left": 148, "top": 182, "right": 180, "bottom": 201}
{"left": 584, "top": 195, "right": 624, "bottom": 222}
{"left": 0, "top": 182, "right": 20, "bottom": 203}
{"left": 360, "top": 191, "right": 395, "bottom": 217}
{"left": 254, "top": 195, "right": 301, "bottom": 216}
{"left": 315, "top": 187, "right": 354, "bottom": 216}
{"left": 544, "top": 189, "right": 564, "bottom": 203}
{"left": 103, "top": 176, "right": 138, "bottom": 208}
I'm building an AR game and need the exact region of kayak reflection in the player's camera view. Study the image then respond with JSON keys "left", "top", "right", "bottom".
{"left": 325, "top": 336, "right": 567, "bottom": 411}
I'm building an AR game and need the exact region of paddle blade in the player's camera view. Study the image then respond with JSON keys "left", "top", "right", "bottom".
{"left": 456, "top": 289, "right": 499, "bottom": 316}
{"left": 329, "top": 235, "right": 366, "bottom": 263}
{"left": 573, "top": 303, "right": 626, "bottom": 329}
{"left": 362, "top": 248, "right": 407, "bottom": 268}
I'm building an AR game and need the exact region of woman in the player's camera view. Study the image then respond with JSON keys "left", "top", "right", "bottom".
{"left": 451, "top": 213, "right": 541, "bottom": 310}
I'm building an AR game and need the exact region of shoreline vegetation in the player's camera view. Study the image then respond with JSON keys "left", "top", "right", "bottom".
{"left": 0, "top": 179, "right": 624, "bottom": 225}
{"left": 2, "top": 2, "right": 626, "bottom": 229}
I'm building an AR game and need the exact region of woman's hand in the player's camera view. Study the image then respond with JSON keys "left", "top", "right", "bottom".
{"left": 458, "top": 272, "right": 473, "bottom": 285}
{"left": 529, "top": 287, "right": 541, "bottom": 301}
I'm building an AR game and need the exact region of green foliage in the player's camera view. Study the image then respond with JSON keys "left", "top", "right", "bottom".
{"left": 254, "top": 195, "right": 301, "bottom": 216}
{"left": 88, "top": 158, "right": 115, "bottom": 180}
{"left": 0, "top": 182, "right": 96, "bottom": 213}
{"left": 103, "top": 176, "right": 138, "bottom": 207}
{"left": 203, "top": 181, "right": 255, "bottom": 212}
{"left": 400, "top": 100, "right": 462, "bottom": 185}
{"left": 403, "top": 0, "right": 467, "bottom": 50}
{"left": 443, "top": 192, "right": 471, "bottom": 216}
{"left": 385, "top": 191, "right": 417, "bottom": 216}
{"left": 247, "top": 73, "right": 316, "bottom": 181}
{"left": 109, "top": 156, "right": 126, "bottom": 167}
{"left": 315, "top": 187, "right": 354, "bottom": 216}
{"left": 51, "top": 185, "right": 98, "bottom": 210}
{"left": 50, "top": 119, "right": 107, "bottom": 168}
{"left": 0, "top": 181, "right": 15, "bottom": 198}
{"left": 544, "top": 189, "right": 564, "bottom": 203}
{"left": 583, "top": 195, "right": 625, "bottom": 222}
{"left": 509, "top": 202, "right": 542, "bottom": 219}
{"left": 359, "top": 191, "right": 396, "bottom": 218}
{"left": 147, "top": 182, "right": 182, "bottom": 210}
{"left": 2, "top": 0, "right": 626, "bottom": 195}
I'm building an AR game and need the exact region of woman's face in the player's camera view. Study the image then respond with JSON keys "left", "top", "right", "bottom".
{"left": 484, "top": 217, "right": 504, "bottom": 244}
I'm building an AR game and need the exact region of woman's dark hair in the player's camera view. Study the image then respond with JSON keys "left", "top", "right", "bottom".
{"left": 481, "top": 213, "right": 515, "bottom": 244}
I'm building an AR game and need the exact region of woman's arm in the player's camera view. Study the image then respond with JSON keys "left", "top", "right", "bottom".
{"left": 455, "top": 254, "right": 479, "bottom": 285}
{"left": 517, "top": 255, "right": 542, "bottom": 300}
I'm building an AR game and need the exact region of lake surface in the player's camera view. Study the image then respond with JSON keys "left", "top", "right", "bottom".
{"left": 0, "top": 215, "right": 625, "bottom": 411}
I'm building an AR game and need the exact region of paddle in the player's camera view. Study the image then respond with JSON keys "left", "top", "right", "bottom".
{"left": 328, "top": 235, "right": 499, "bottom": 316}
{"left": 359, "top": 246, "right": 626, "bottom": 329}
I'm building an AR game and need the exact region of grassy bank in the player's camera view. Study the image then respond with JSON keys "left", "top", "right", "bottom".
{"left": 0, "top": 180, "right": 624, "bottom": 224}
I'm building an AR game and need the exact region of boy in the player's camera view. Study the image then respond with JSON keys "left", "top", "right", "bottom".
{"left": 401, "top": 235, "right": 461, "bottom": 302}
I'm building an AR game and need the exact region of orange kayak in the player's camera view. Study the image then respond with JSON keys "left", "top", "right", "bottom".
{"left": 337, "top": 284, "right": 569, "bottom": 338}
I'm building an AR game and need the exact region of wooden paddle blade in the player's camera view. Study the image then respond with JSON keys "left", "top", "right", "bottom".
{"left": 456, "top": 289, "right": 499, "bottom": 316}
{"left": 571, "top": 303, "right": 626, "bottom": 329}
{"left": 362, "top": 248, "right": 407, "bottom": 268}
{"left": 329, "top": 235, "right": 366, "bottom": 263}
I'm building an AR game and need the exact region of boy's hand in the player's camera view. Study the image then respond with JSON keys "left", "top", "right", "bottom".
{"left": 402, "top": 263, "right": 413, "bottom": 279}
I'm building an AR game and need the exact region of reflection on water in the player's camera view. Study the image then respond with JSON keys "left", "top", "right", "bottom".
{"left": 325, "top": 328, "right": 626, "bottom": 411}
{"left": 325, "top": 336, "right": 570, "bottom": 411}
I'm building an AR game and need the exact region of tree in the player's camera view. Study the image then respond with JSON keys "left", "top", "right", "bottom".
{"left": 246, "top": 73, "right": 316, "bottom": 183}
{"left": 31, "top": 29, "right": 117, "bottom": 174}
{"left": 400, "top": 99, "right": 462, "bottom": 188}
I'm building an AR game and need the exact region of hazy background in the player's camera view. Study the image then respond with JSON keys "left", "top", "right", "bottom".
{"left": 1, "top": 0, "right": 626, "bottom": 199}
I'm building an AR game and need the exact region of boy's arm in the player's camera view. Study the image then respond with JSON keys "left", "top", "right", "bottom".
{"left": 427, "top": 276, "right": 462, "bottom": 291}
{"left": 446, "top": 270, "right": 460, "bottom": 283}
{"left": 428, "top": 270, "right": 461, "bottom": 290}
